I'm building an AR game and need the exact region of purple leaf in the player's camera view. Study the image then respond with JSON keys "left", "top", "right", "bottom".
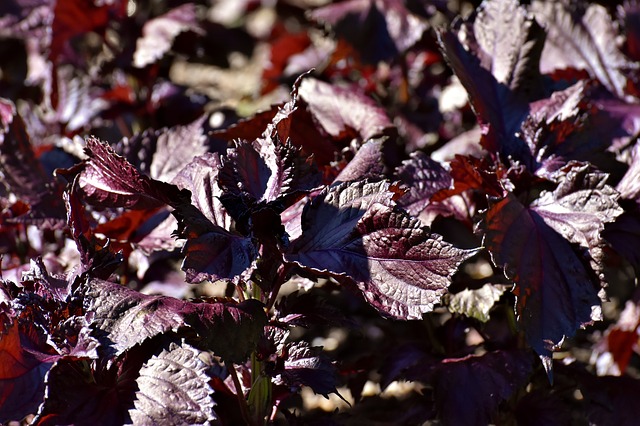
{"left": 82, "top": 279, "right": 267, "bottom": 363}
{"left": 129, "top": 341, "right": 216, "bottom": 425}
{"left": 428, "top": 351, "right": 533, "bottom": 426}
{"left": 436, "top": 0, "right": 545, "bottom": 161}
{"left": 522, "top": 81, "right": 638, "bottom": 173}
{"left": 297, "top": 78, "right": 392, "bottom": 142}
{"left": 531, "top": 0, "right": 633, "bottom": 99}
{"left": 531, "top": 162, "right": 623, "bottom": 274}
{"left": 171, "top": 153, "right": 259, "bottom": 282}
{"left": 602, "top": 210, "right": 640, "bottom": 273}
{"left": 395, "top": 151, "right": 452, "bottom": 217}
{"left": 277, "top": 341, "right": 338, "bottom": 397}
{"left": 482, "top": 194, "right": 602, "bottom": 360}
{"left": 616, "top": 143, "right": 640, "bottom": 204}
{"left": 333, "top": 137, "right": 386, "bottom": 183}
{"left": 309, "top": 0, "right": 428, "bottom": 63}
{"left": 31, "top": 353, "right": 139, "bottom": 426}
{"left": 286, "top": 181, "right": 478, "bottom": 319}
{"left": 134, "top": 3, "right": 202, "bottom": 68}
{"left": 116, "top": 115, "right": 209, "bottom": 183}
{"left": 65, "top": 137, "right": 189, "bottom": 210}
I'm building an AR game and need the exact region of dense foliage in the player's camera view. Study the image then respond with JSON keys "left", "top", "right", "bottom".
{"left": 2, "top": 0, "right": 640, "bottom": 424}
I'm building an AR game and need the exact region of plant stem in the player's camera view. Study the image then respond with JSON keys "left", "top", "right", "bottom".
{"left": 228, "top": 364, "right": 255, "bottom": 426}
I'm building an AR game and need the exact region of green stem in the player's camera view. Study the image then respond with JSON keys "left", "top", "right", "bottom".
{"left": 248, "top": 352, "right": 272, "bottom": 426}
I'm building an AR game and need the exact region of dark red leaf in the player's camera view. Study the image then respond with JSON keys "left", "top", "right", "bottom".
{"left": 0, "top": 321, "right": 50, "bottom": 423}
{"left": 286, "top": 181, "right": 478, "bottom": 319}
{"left": 482, "top": 194, "right": 602, "bottom": 360}
{"left": 51, "top": 0, "right": 126, "bottom": 62}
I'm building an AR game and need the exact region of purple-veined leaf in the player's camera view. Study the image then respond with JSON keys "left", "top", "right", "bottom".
{"left": 297, "top": 77, "right": 392, "bottom": 142}
{"left": 64, "top": 137, "right": 189, "bottom": 210}
{"left": 218, "top": 137, "right": 320, "bottom": 208}
{"left": 286, "top": 180, "right": 478, "bottom": 319}
{"left": 482, "top": 194, "right": 602, "bottom": 361}
{"left": 396, "top": 151, "right": 452, "bottom": 217}
{"left": 531, "top": 0, "right": 634, "bottom": 99}
{"left": 308, "top": 0, "right": 428, "bottom": 63}
{"left": 82, "top": 278, "right": 267, "bottom": 363}
{"left": 134, "top": 3, "right": 202, "bottom": 68}
{"left": 129, "top": 341, "right": 216, "bottom": 425}
{"left": 436, "top": 0, "right": 546, "bottom": 161}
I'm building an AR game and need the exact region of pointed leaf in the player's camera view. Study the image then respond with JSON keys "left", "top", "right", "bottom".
{"left": 129, "top": 341, "right": 216, "bottom": 425}
{"left": 429, "top": 351, "right": 533, "bottom": 426}
{"left": 436, "top": 0, "right": 546, "bottom": 160}
{"left": 67, "top": 137, "right": 189, "bottom": 210}
{"left": 277, "top": 341, "right": 338, "bottom": 398}
{"left": 482, "top": 194, "right": 602, "bottom": 358}
{"left": 531, "top": 163, "right": 623, "bottom": 270}
{"left": 286, "top": 181, "right": 478, "bottom": 319}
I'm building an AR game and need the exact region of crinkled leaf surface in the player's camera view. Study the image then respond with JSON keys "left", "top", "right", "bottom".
{"left": 531, "top": 0, "right": 633, "bottom": 99}
{"left": 482, "top": 194, "right": 602, "bottom": 359}
{"left": 396, "top": 151, "right": 452, "bottom": 216}
{"left": 68, "top": 137, "right": 189, "bottom": 210}
{"left": 333, "top": 137, "right": 386, "bottom": 183}
{"left": 134, "top": 3, "right": 201, "bottom": 68}
{"left": 531, "top": 163, "right": 622, "bottom": 270}
{"left": 129, "top": 341, "right": 216, "bottom": 425}
{"left": 286, "top": 181, "right": 478, "bottom": 319}
{"left": 218, "top": 137, "right": 320, "bottom": 207}
{"left": 82, "top": 278, "right": 267, "bottom": 363}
